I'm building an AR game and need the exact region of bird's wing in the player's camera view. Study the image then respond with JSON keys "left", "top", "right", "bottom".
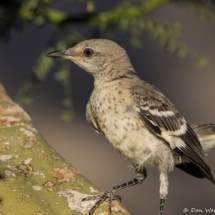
{"left": 86, "top": 101, "right": 102, "bottom": 134}
{"left": 130, "top": 82, "right": 214, "bottom": 183}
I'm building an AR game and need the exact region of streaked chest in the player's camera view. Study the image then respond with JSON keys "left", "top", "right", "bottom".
{"left": 90, "top": 82, "right": 138, "bottom": 143}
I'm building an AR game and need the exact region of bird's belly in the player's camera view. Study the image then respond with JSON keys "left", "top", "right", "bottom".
{"left": 98, "top": 110, "right": 172, "bottom": 169}
{"left": 90, "top": 85, "right": 174, "bottom": 170}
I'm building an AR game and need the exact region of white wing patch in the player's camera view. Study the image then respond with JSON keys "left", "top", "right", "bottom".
{"left": 161, "top": 122, "right": 187, "bottom": 136}
{"left": 161, "top": 120, "right": 187, "bottom": 150}
{"left": 141, "top": 106, "right": 175, "bottom": 117}
{"left": 161, "top": 132, "right": 187, "bottom": 149}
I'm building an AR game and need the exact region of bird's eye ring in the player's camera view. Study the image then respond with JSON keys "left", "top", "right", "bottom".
{"left": 83, "top": 48, "right": 94, "bottom": 57}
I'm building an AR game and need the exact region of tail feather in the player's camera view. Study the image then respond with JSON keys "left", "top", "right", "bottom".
{"left": 176, "top": 123, "right": 215, "bottom": 183}
{"left": 192, "top": 123, "right": 215, "bottom": 153}
{"left": 176, "top": 162, "right": 205, "bottom": 178}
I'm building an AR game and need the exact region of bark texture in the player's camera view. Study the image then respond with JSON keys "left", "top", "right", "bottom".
{"left": 0, "top": 83, "right": 129, "bottom": 215}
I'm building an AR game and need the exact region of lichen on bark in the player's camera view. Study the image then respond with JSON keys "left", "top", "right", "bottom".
{"left": 0, "top": 83, "right": 129, "bottom": 215}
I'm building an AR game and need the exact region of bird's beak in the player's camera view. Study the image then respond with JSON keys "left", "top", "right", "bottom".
{"left": 46, "top": 50, "right": 84, "bottom": 61}
{"left": 46, "top": 50, "right": 68, "bottom": 58}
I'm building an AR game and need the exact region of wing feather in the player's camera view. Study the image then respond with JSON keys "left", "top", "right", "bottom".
{"left": 130, "top": 82, "right": 215, "bottom": 183}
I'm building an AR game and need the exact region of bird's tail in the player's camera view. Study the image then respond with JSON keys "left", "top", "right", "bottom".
{"left": 176, "top": 123, "right": 215, "bottom": 183}
{"left": 192, "top": 123, "right": 215, "bottom": 154}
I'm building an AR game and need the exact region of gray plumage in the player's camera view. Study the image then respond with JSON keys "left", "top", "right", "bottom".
{"left": 47, "top": 39, "right": 215, "bottom": 215}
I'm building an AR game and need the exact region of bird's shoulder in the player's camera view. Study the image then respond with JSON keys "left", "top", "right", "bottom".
{"left": 129, "top": 80, "right": 178, "bottom": 114}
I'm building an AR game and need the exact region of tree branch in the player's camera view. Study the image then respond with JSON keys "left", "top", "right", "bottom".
{"left": 0, "top": 83, "right": 129, "bottom": 215}
{"left": 57, "top": 0, "right": 171, "bottom": 26}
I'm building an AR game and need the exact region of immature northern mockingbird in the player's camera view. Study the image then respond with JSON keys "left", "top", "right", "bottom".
{"left": 47, "top": 39, "right": 215, "bottom": 215}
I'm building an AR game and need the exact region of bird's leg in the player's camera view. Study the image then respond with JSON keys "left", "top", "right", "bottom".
{"left": 159, "top": 198, "right": 166, "bottom": 215}
{"left": 82, "top": 167, "right": 147, "bottom": 215}
{"left": 158, "top": 168, "right": 168, "bottom": 215}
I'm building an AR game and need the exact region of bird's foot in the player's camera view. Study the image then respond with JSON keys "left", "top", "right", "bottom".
{"left": 82, "top": 188, "right": 121, "bottom": 215}
{"left": 82, "top": 175, "right": 146, "bottom": 214}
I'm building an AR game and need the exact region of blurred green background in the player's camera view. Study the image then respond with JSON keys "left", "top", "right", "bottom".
{"left": 0, "top": 0, "right": 215, "bottom": 214}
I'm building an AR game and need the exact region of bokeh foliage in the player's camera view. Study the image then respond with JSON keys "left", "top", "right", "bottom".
{"left": 1, "top": 0, "right": 215, "bottom": 119}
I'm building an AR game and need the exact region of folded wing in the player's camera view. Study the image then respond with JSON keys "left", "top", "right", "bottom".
{"left": 130, "top": 82, "right": 215, "bottom": 183}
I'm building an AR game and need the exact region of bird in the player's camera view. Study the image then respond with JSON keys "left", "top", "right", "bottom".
{"left": 46, "top": 39, "right": 215, "bottom": 215}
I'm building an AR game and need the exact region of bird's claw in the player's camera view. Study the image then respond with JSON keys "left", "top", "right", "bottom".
{"left": 82, "top": 189, "right": 121, "bottom": 215}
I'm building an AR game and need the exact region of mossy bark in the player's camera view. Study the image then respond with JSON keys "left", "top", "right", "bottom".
{"left": 0, "top": 83, "right": 130, "bottom": 215}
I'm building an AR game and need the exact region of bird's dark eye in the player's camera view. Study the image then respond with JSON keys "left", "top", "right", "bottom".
{"left": 84, "top": 48, "right": 94, "bottom": 57}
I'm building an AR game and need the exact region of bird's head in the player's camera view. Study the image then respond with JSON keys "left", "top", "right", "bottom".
{"left": 46, "top": 39, "right": 135, "bottom": 78}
